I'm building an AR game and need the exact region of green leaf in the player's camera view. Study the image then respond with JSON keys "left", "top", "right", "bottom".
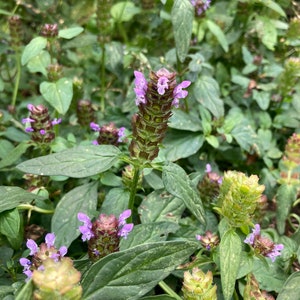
{"left": 138, "top": 190, "right": 185, "bottom": 224}
{"left": 193, "top": 76, "right": 224, "bottom": 118}
{"left": 0, "top": 141, "right": 32, "bottom": 169}
{"left": 100, "top": 188, "right": 130, "bottom": 216}
{"left": 51, "top": 182, "right": 98, "bottom": 248}
{"left": 220, "top": 229, "right": 242, "bottom": 300}
{"left": 105, "top": 42, "right": 124, "bottom": 76}
{"left": 261, "top": 0, "right": 286, "bottom": 17}
{"left": 58, "top": 26, "right": 84, "bottom": 39}
{"left": 253, "top": 90, "right": 271, "bottom": 110}
{"left": 15, "top": 280, "right": 34, "bottom": 300}
{"left": 21, "top": 37, "right": 47, "bottom": 66}
{"left": 276, "top": 184, "right": 298, "bottom": 235}
{"left": 171, "top": 0, "right": 194, "bottom": 62}
{"left": 162, "top": 163, "right": 205, "bottom": 224}
{"left": 81, "top": 241, "right": 198, "bottom": 299}
{"left": 0, "top": 208, "right": 23, "bottom": 249}
{"left": 16, "top": 145, "right": 121, "bottom": 178}
{"left": 120, "top": 222, "right": 179, "bottom": 250}
{"left": 111, "top": 1, "right": 141, "bottom": 22}
{"left": 0, "top": 186, "right": 46, "bottom": 213}
{"left": 162, "top": 131, "right": 204, "bottom": 161}
{"left": 277, "top": 271, "right": 300, "bottom": 300}
{"left": 169, "top": 110, "right": 202, "bottom": 132}
{"left": 26, "top": 50, "right": 51, "bottom": 76}
{"left": 206, "top": 19, "right": 229, "bottom": 52}
{"left": 255, "top": 16, "right": 277, "bottom": 51}
{"left": 206, "top": 135, "right": 219, "bottom": 148}
{"left": 40, "top": 78, "right": 73, "bottom": 115}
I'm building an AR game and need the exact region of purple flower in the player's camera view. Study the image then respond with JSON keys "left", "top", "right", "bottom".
{"left": 172, "top": 80, "right": 191, "bottom": 108}
{"left": 45, "top": 233, "right": 56, "bottom": 248}
{"left": 78, "top": 212, "right": 94, "bottom": 241}
{"left": 22, "top": 117, "right": 35, "bottom": 124}
{"left": 244, "top": 224, "right": 260, "bottom": 245}
{"left": 118, "top": 209, "right": 131, "bottom": 226}
{"left": 118, "top": 127, "right": 126, "bottom": 142}
{"left": 51, "top": 118, "right": 61, "bottom": 125}
{"left": 196, "top": 234, "right": 202, "bottom": 241}
{"left": 267, "top": 244, "right": 284, "bottom": 262}
{"left": 90, "top": 122, "right": 100, "bottom": 131}
{"left": 191, "top": 0, "right": 211, "bottom": 16}
{"left": 118, "top": 209, "right": 134, "bottom": 239}
{"left": 26, "top": 239, "right": 38, "bottom": 256}
{"left": 157, "top": 76, "right": 169, "bottom": 95}
{"left": 27, "top": 104, "right": 34, "bottom": 111}
{"left": 92, "top": 140, "right": 99, "bottom": 145}
{"left": 39, "top": 129, "right": 46, "bottom": 135}
{"left": 134, "top": 71, "right": 148, "bottom": 105}
{"left": 205, "top": 163, "right": 212, "bottom": 173}
{"left": 93, "top": 249, "right": 100, "bottom": 256}
{"left": 25, "top": 127, "right": 34, "bottom": 132}
{"left": 118, "top": 223, "right": 134, "bottom": 239}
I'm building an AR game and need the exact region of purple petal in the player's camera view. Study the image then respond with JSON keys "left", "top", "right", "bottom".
{"left": 78, "top": 212, "right": 92, "bottom": 224}
{"left": 20, "top": 258, "right": 31, "bottom": 268}
{"left": 25, "top": 127, "right": 34, "bottom": 132}
{"left": 39, "top": 129, "right": 46, "bottom": 135}
{"left": 196, "top": 234, "right": 202, "bottom": 241}
{"left": 92, "top": 140, "right": 99, "bottom": 145}
{"left": 118, "top": 223, "right": 134, "bottom": 239}
{"left": 23, "top": 269, "right": 33, "bottom": 279}
{"left": 51, "top": 118, "right": 62, "bottom": 125}
{"left": 205, "top": 164, "right": 212, "bottom": 173}
{"left": 59, "top": 246, "right": 68, "bottom": 257}
{"left": 45, "top": 233, "right": 56, "bottom": 248}
{"left": 79, "top": 225, "right": 94, "bottom": 241}
{"left": 90, "top": 122, "right": 100, "bottom": 131}
{"left": 22, "top": 117, "right": 35, "bottom": 124}
{"left": 119, "top": 209, "right": 131, "bottom": 226}
{"left": 26, "top": 239, "right": 38, "bottom": 255}
{"left": 27, "top": 104, "right": 34, "bottom": 111}
{"left": 118, "top": 127, "right": 126, "bottom": 142}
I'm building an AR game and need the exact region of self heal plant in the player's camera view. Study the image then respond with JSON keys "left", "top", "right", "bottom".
{"left": 77, "top": 209, "right": 133, "bottom": 262}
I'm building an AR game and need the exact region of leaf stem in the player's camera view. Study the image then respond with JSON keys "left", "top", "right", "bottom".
{"left": 128, "top": 164, "right": 140, "bottom": 222}
{"left": 158, "top": 281, "right": 182, "bottom": 300}
{"left": 17, "top": 204, "right": 55, "bottom": 214}
{"left": 100, "top": 44, "right": 106, "bottom": 112}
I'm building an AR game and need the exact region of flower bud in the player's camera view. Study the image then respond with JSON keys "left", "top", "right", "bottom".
{"left": 122, "top": 165, "right": 143, "bottom": 190}
{"left": 196, "top": 231, "right": 219, "bottom": 251}
{"left": 215, "top": 171, "right": 265, "bottom": 227}
{"left": 8, "top": 15, "right": 23, "bottom": 49}
{"left": 32, "top": 257, "right": 82, "bottom": 300}
{"left": 77, "top": 99, "right": 95, "bottom": 127}
{"left": 39, "top": 23, "right": 58, "bottom": 38}
{"left": 182, "top": 268, "right": 217, "bottom": 300}
{"left": 190, "top": 0, "right": 211, "bottom": 17}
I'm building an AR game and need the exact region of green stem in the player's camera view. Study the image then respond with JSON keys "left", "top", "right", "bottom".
{"left": 128, "top": 165, "right": 140, "bottom": 222}
{"left": 159, "top": 281, "right": 182, "bottom": 300}
{"left": 11, "top": 52, "right": 21, "bottom": 108}
{"left": 17, "top": 204, "right": 55, "bottom": 214}
{"left": 100, "top": 44, "right": 106, "bottom": 112}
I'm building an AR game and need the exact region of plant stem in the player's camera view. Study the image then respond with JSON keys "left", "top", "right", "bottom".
{"left": 17, "top": 204, "right": 55, "bottom": 214}
{"left": 11, "top": 52, "right": 21, "bottom": 108}
{"left": 128, "top": 164, "right": 140, "bottom": 222}
{"left": 159, "top": 281, "right": 182, "bottom": 300}
{"left": 100, "top": 44, "right": 106, "bottom": 112}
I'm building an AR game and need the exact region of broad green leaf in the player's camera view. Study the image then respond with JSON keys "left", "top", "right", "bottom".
{"left": 58, "top": 26, "right": 84, "bottom": 39}
{"left": 82, "top": 241, "right": 198, "bottom": 299}
{"left": 0, "top": 142, "right": 32, "bottom": 169}
{"left": 193, "top": 76, "right": 224, "bottom": 118}
{"left": 120, "top": 222, "right": 179, "bottom": 250}
{"left": 277, "top": 271, "right": 300, "bottom": 300}
{"left": 171, "top": 0, "right": 194, "bottom": 62}
{"left": 276, "top": 184, "right": 298, "bottom": 235}
{"left": 111, "top": 1, "right": 141, "bottom": 22}
{"left": 206, "top": 19, "right": 229, "bottom": 52}
{"left": 162, "top": 131, "right": 204, "bottom": 161}
{"left": 255, "top": 16, "right": 277, "bottom": 51}
{"left": 206, "top": 135, "right": 219, "bottom": 148}
{"left": 0, "top": 186, "right": 46, "bottom": 213}
{"left": 253, "top": 257, "right": 287, "bottom": 292}
{"left": 21, "top": 37, "right": 47, "bottom": 66}
{"left": 169, "top": 110, "right": 202, "bottom": 132}
{"left": 162, "top": 163, "right": 205, "bottom": 224}
{"left": 100, "top": 188, "right": 130, "bottom": 216}
{"left": 26, "top": 50, "right": 51, "bottom": 76}
{"left": 51, "top": 182, "right": 98, "bottom": 248}
{"left": 105, "top": 42, "right": 123, "bottom": 76}
{"left": 15, "top": 280, "right": 33, "bottom": 300}
{"left": 16, "top": 145, "right": 121, "bottom": 178}
{"left": 0, "top": 208, "right": 23, "bottom": 249}
{"left": 260, "top": 0, "right": 286, "bottom": 17}
{"left": 220, "top": 229, "right": 242, "bottom": 300}
{"left": 253, "top": 90, "right": 271, "bottom": 110}
{"left": 40, "top": 77, "right": 73, "bottom": 115}
{"left": 139, "top": 190, "right": 185, "bottom": 224}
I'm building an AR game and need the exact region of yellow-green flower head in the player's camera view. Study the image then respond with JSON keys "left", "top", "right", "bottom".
{"left": 216, "top": 171, "right": 265, "bottom": 227}
{"left": 182, "top": 268, "right": 217, "bottom": 300}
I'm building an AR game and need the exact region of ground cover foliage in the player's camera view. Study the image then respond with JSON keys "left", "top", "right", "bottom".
{"left": 0, "top": 0, "right": 300, "bottom": 299}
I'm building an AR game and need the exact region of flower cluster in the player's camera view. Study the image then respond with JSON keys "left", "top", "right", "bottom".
{"left": 90, "top": 122, "right": 125, "bottom": 146}
{"left": 77, "top": 99, "right": 95, "bottom": 127}
{"left": 244, "top": 224, "right": 284, "bottom": 262}
{"left": 196, "top": 231, "right": 219, "bottom": 251}
{"left": 130, "top": 68, "right": 191, "bottom": 162}
{"left": 78, "top": 210, "right": 134, "bottom": 261}
{"left": 22, "top": 104, "right": 61, "bottom": 144}
{"left": 19, "top": 233, "right": 67, "bottom": 280}
{"left": 190, "top": 0, "right": 211, "bottom": 16}
{"left": 39, "top": 23, "right": 58, "bottom": 37}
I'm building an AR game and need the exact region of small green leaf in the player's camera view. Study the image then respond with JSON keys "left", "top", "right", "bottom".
{"left": 171, "top": 0, "right": 194, "bottom": 62}
{"left": 169, "top": 110, "right": 202, "bottom": 132}
{"left": 82, "top": 241, "right": 198, "bottom": 299}
{"left": 277, "top": 271, "right": 300, "bottom": 300}
{"left": 51, "top": 182, "right": 98, "bottom": 248}
{"left": 111, "top": 1, "right": 141, "bottom": 22}
{"left": 58, "top": 26, "right": 84, "bottom": 39}
{"left": 0, "top": 186, "right": 46, "bottom": 213}
{"left": 162, "top": 163, "right": 205, "bottom": 224}
{"left": 206, "top": 19, "right": 229, "bottom": 52}
{"left": 206, "top": 135, "right": 219, "bottom": 148}
{"left": 220, "top": 229, "right": 242, "bottom": 300}
{"left": 261, "top": 0, "right": 286, "bottom": 17}
{"left": 138, "top": 190, "right": 185, "bottom": 224}
{"left": 26, "top": 50, "right": 51, "bottom": 76}
{"left": 16, "top": 145, "right": 121, "bottom": 178}
{"left": 21, "top": 37, "right": 47, "bottom": 66}
{"left": 255, "top": 16, "right": 277, "bottom": 51}
{"left": 0, "top": 141, "right": 32, "bottom": 169}
{"left": 193, "top": 76, "right": 224, "bottom": 118}
{"left": 253, "top": 90, "right": 271, "bottom": 110}
{"left": 276, "top": 184, "right": 298, "bottom": 235}
{"left": 40, "top": 77, "right": 73, "bottom": 115}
